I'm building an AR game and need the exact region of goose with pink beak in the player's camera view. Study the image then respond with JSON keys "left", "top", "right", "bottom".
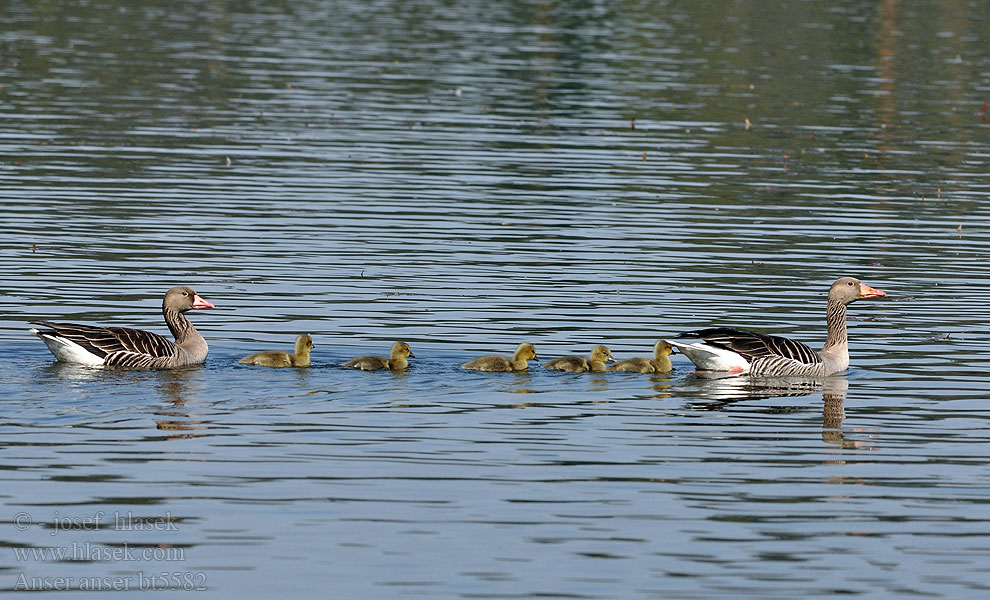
{"left": 30, "top": 286, "right": 215, "bottom": 368}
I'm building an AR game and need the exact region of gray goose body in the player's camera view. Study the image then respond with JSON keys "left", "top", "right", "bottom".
{"left": 685, "top": 328, "right": 828, "bottom": 377}
{"left": 668, "top": 277, "right": 885, "bottom": 377}
{"left": 29, "top": 286, "right": 214, "bottom": 368}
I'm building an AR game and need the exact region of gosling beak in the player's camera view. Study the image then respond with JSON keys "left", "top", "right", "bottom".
{"left": 859, "top": 283, "right": 886, "bottom": 299}
{"left": 408, "top": 351, "right": 416, "bottom": 358}
{"left": 192, "top": 295, "right": 215, "bottom": 309}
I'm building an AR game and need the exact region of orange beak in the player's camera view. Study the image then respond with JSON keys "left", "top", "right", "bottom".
{"left": 859, "top": 283, "right": 886, "bottom": 299}
{"left": 192, "top": 295, "right": 215, "bottom": 309}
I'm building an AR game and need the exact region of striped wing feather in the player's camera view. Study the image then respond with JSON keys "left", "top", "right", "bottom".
{"left": 104, "top": 351, "right": 164, "bottom": 369}
{"left": 677, "top": 327, "right": 821, "bottom": 365}
{"left": 30, "top": 321, "right": 177, "bottom": 361}
{"left": 749, "top": 356, "right": 825, "bottom": 378}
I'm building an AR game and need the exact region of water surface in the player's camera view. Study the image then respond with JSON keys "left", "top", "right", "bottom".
{"left": 2, "top": 0, "right": 990, "bottom": 598}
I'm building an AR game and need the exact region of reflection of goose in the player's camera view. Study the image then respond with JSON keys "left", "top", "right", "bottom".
{"left": 342, "top": 341, "right": 414, "bottom": 371}
{"left": 30, "top": 286, "right": 215, "bottom": 368}
{"left": 610, "top": 341, "right": 673, "bottom": 374}
{"left": 240, "top": 334, "right": 314, "bottom": 368}
{"left": 683, "top": 371, "right": 824, "bottom": 404}
{"left": 154, "top": 369, "right": 209, "bottom": 440}
{"left": 462, "top": 343, "right": 537, "bottom": 372}
{"left": 668, "top": 277, "right": 885, "bottom": 377}
{"left": 545, "top": 345, "right": 615, "bottom": 372}
{"left": 820, "top": 377, "right": 864, "bottom": 449}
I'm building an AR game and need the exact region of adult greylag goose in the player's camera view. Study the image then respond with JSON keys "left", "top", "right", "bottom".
{"left": 545, "top": 345, "right": 615, "bottom": 372}
{"left": 610, "top": 340, "right": 673, "bottom": 374}
{"left": 342, "top": 341, "right": 415, "bottom": 371}
{"left": 29, "top": 286, "right": 215, "bottom": 368}
{"left": 240, "top": 334, "right": 314, "bottom": 368}
{"left": 462, "top": 342, "right": 538, "bottom": 372}
{"left": 667, "top": 277, "right": 885, "bottom": 377}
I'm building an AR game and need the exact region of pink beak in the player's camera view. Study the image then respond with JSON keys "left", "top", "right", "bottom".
{"left": 192, "top": 295, "right": 215, "bottom": 309}
{"left": 859, "top": 283, "right": 886, "bottom": 299}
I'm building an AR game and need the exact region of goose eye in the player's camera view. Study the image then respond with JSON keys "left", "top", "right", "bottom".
{"left": 847, "top": 281, "right": 854, "bottom": 286}
{"left": 182, "top": 292, "right": 189, "bottom": 296}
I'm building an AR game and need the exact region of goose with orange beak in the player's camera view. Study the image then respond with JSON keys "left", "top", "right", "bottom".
{"left": 668, "top": 277, "right": 886, "bottom": 377}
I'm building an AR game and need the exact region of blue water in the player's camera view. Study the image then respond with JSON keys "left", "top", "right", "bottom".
{"left": 2, "top": 0, "right": 990, "bottom": 597}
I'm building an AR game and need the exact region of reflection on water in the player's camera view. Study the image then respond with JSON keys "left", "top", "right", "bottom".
{"left": 683, "top": 371, "right": 831, "bottom": 403}
{"left": 821, "top": 377, "right": 858, "bottom": 449}
{"left": 2, "top": 0, "right": 990, "bottom": 598}
{"left": 684, "top": 374, "right": 866, "bottom": 449}
{"left": 153, "top": 370, "right": 209, "bottom": 440}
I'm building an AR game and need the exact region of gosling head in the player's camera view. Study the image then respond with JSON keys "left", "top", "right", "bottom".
{"left": 653, "top": 340, "right": 672, "bottom": 358}
{"left": 296, "top": 334, "right": 315, "bottom": 354}
{"left": 391, "top": 341, "right": 414, "bottom": 359}
{"left": 590, "top": 345, "right": 615, "bottom": 363}
{"left": 515, "top": 343, "right": 538, "bottom": 362}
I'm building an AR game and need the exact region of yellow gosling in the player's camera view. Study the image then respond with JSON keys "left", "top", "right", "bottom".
{"left": 342, "top": 341, "right": 415, "bottom": 371}
{"left": 610, "top": 340, "right": 673, "bottom": 374}
{"left": 240, "top": 334, "right": 314, "bottom": 368}
{"left": 462, "top": 342, "right": 538, "bottom": 372}
{"left": 545, "top": 345, "right": 615, "bottom": 372}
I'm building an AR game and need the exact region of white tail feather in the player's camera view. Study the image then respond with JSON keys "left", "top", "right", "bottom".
{"left": 29, "top": 329, "right": 105, "bottom": 366}
{"left": 666, "top": 340, "right": 750, "bottom": 372}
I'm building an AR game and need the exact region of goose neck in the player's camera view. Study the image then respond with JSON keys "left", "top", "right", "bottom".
{"left": 823, "top": 298, "right": 848, "bottom": 351}
{"left": 164, "top": 307, "right": 194, "bottom": 344}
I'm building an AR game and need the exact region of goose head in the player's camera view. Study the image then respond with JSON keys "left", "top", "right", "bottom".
{"left": 830, "top": 277, "right": 886, "bottom": 305}
{"left": 164, "top": 286, "right": 214, "bottom": 312}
